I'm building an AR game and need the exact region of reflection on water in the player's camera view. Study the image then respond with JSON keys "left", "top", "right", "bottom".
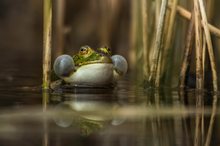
{"left": 0, "top": 78, "right": 219, "bottom": 146}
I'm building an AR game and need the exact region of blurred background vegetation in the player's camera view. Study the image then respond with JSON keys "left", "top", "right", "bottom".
{"left": 1, "top": 0, "right": 220, "bottom": 88}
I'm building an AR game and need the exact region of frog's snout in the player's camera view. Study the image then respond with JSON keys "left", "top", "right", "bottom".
{"left": 53, "top": 55, "right": 75, "bottom": 78}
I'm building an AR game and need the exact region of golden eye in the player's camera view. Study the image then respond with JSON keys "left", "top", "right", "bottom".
{"left": 79, "top": 46, "right": 89, "bottom": 55}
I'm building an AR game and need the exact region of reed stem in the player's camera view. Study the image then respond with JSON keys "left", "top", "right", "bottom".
{"left": 141, "top": 0, "right": 149, "bottom": 77}
{"left": 167, "top": 3, "right": 220, "bottom": 38}
{"left": 43, "top": 0, "right": 52, "bottom": 90}
{"left": 206, "top": 0, "right": 215, "bottom": 21}
{"left": 179, "top": 11, "right": 195, "bottom": 88}
{"left": 194, "top": 0, "right": 204, "bottom": 90}
{"left": 164, "top": 0, "right": 178, "bottom": 52}
{"left": 155, "top": 0, "right": 160, "bottom": 27}
{"left": 161, "top": 0, "right": 178, "bottom": 79}
{"left": 155, "top": 51, "right": 162, "bottom": 86}
{"left": 198, "top": 0, "right": 218, "bottom": 92}
{"left": 55, "top": 0, "right": 65, "bottom": 57}
{"left": 202, "top": 34, "right": 206, "bottom": 79}
{"left": 149, "top": 0, "right": 168, "bottom": 87}
{"left": 129, "top": 0, "right": 138, "bottom": 70}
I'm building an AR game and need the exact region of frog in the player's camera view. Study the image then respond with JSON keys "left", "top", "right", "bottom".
{"left": 53, "top": 45, "right": 128, "bottom": 88}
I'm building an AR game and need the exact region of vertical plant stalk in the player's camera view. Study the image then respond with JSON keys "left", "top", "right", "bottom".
{"left": 162, "top": 0, "right": 178, "bottom": 78}
{"left": 148, "top": 0, "right": 168, "bottom": 87}
{"left": 129, "top": 0, "right": 138, "bottom": 70}
{"left": 141, "top": 0, "right": 149, "bottom": 77}
{"left": 179, "top": 12, "right": 195, "bottom": 88}
{"left": 164, "top": 0, "right": 178, "bottom": 54}
{"left": 206, "top": 0, "right": 215, "bottom": 21}
{"left": 155, "top": 0, "right": 161, "bottom": 26}
{"left": 198, "top": 0, "right": 218, "bottom": 92}
{"left": 202, "top": 34, "right": 206, "bottom": 78}
{"left": 194, "top": 0, "right": 204, "bottom": 90}
{"left": 43, "top": 0, "right": 52, "bottom": 90}
{"left": 55, "top": 0, "right": 65, "bottom": 57}
{"left": 155, "top": 52, "right": 162, "bottom": 86}
{"left": 165, "top": 0, "right": 179, "bottom": 51}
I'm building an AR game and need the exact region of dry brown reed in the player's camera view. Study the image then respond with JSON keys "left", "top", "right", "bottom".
{"left": 194, "top": 0, "right": 204, "bottom": 90}
{"left": 142, "top": 0, "right": 219, "bottom": 90}
{"left": 202, "top": 34, "right": 206, "bottom": 79}
{"left": 141, "top": 0, "right": 149, "bottom": 77}
{"left": 198, "top": 0, "right": 218, "bottom": 92}
{"left": 161, "top": 0, "right": 178, "bottom": 80}
{"left": 167, "top": 3, "right": 220, "bottom": 38}
{"left": 179, "top": 11, "right": 195, "bottom": 88}
{"left": 149, "top": 0, "right": 168, "bottom": 87}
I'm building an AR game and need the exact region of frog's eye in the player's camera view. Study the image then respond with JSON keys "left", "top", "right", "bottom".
{"left": 79, "top": 46, "right": 89, "bottom": 54}
{"left": 80, "top": 47, "right": 87, "bottom": 52}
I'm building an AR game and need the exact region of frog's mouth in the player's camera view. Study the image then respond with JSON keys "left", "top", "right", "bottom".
{"left": 63, "top": 63, "right": 114, "bottom": 86}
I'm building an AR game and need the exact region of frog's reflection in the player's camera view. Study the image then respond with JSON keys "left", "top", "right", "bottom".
{"left": 51, "top": 90, "right": 126, "bottom": 136}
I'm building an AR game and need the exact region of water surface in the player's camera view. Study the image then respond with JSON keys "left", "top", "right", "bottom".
{"left": 0, "top": 78, "right": 219, "bottom": 146}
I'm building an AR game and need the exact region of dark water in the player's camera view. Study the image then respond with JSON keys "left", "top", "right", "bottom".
{"left": 0, "top": 52, "right": 220, "bottom": 146}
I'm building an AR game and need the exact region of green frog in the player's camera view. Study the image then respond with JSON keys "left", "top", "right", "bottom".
{"left": 53, "top": 45, "right": 127, "bottom": 87}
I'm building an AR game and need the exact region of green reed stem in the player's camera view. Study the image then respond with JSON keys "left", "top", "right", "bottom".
{"left": 43, "top": 0, "right": 52, "bottom": 90}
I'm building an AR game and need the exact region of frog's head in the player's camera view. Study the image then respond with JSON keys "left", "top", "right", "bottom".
{"left": 73, "top": 45, "right": 112, "bottom": 66}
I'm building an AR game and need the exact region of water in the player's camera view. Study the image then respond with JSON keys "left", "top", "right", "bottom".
{"left": 0, "top": 75, "right": 220, "bottom": 146}
{"left": 0, "top": 51, "right": 220, "bottom": 146}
